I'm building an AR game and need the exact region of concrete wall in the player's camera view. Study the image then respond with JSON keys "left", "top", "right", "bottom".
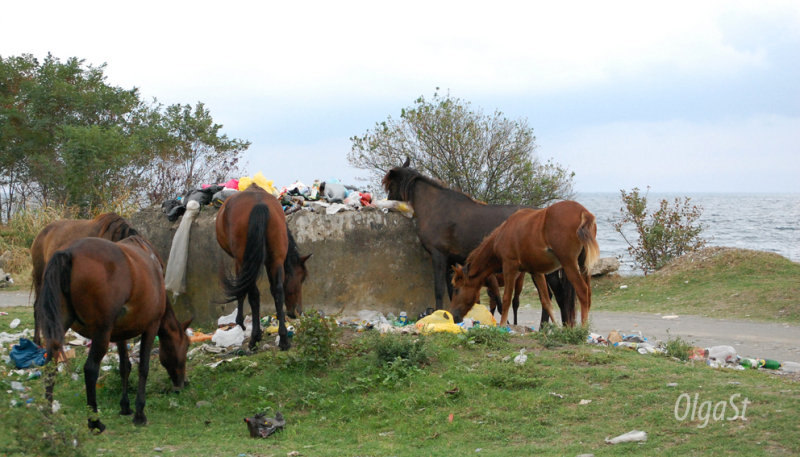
{"left": 130, "top": 206, "right": 435, "bottom": 326}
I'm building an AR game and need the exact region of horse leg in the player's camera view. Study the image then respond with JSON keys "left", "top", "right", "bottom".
{"left": 497, "top": 268, "right": 518, "bottom": 326}
{"left": 562, "top": 263, "right": 591, "bottom": 326}
{"left": 132, "top": 329, "right": 157, "bottom": 426}
{"left": 117, "top": 340, "right": 133, "bottom": 416}
{"left": 486, "top": 275, "right": 502, "bottom": 317}
{"left": 236, "top": 295, "right": 246, "bottom": 330}
{"left": 532, "top": 273, "right": 558, "bottom": 326}
{"left": 247, "top": 284, "right": 263, "bottom": 350}
{"left": 268, "top": 265, "right": 289, "bottom": 351}
{"left": 430, "top": 251, "right": 449, "bottom": 310}
{"left": 512, "top": 273, "right": 524, "bottom": 326}
{"left": 84, "top": 333, "right": 111, "bottom": 433}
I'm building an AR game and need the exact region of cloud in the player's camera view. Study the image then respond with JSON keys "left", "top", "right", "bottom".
{"left": 545, "top": 115, "right": 800, "bottom": 192}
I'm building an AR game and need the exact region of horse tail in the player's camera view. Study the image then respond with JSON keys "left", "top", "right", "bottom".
{"left": 222, "top": 204, "right": 269, "bottom": 302}
{"left": 36, "top": 251, "right": 73, "bottom": 363}
{"left": 577, "top": 210, "right": 600, "bottom": 274}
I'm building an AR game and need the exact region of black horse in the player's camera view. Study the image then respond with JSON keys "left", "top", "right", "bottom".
{"left": 382, "top": 159, "right": 576, "bottom": 326}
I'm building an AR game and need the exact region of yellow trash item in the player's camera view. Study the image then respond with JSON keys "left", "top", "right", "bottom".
{"left": 238, "top": 172, "right": 278, "bottom": 196}
{"left": 415, "top": 310, "right": 465, "bottom": 334}
{"left": 464, "top": 304, "right": 497, "bottom": 326}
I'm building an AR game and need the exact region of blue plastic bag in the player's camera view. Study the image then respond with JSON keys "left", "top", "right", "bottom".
{"left": 10, "top": 338, "right": 46, "bottom": 368}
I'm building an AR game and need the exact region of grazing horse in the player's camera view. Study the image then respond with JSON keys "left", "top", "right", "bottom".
{"left": 382, "top": 160, "right": 576, "bottom": 326}
{"left": 450, "top": 201, "right": 599, "bottom": 326}
{"left": 30, "top": 213, "right": 139, "bottom": 345}
{"left": 216, "top": 184, "right": 311, "bottom": 351}
{"left": 36, "top": 235, "right": 191, "bottom": 433}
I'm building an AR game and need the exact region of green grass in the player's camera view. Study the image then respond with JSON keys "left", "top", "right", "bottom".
{"left": 1, "top": 305, "right": 799, "bottom": 456}
{"left": 593, "top": 248, "right": 800, "bottom": 324}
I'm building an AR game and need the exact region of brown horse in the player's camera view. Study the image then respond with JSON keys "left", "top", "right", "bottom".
{"left": 450, "top": 201, "right": 599, "bottom": 326}
{"left": 216, "top": 184, "right": 311, "bottom": 351}
{"left": 382, "top": 161, "right": 576, "bottom": 326}
{"left": 30, "top": 213, "right": 139, "bottom": 345}
{"left": 36, "top": 235, "right": 191, "bottom": 433}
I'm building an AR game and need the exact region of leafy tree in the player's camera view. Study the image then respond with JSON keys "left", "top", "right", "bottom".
{"left": 0, "top": 54, "right": 249, "bottom": 218}
{"left": 614, "top": 187, "right": 707, "bottom": 274}
{"left": 348, "top": 89, "right": 574, "bottom": 206}
{"left": 145, "top": 102, "right": 250, "bottom": 204}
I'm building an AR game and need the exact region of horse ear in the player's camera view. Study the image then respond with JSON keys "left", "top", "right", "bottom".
{"left": 182, "top": 317, "right": 193, "bottom": 332}
{"left": 452, "top": 264, "right": 464, "bottom": 278}
{"left": 300, "top": 253, "right": 312, "bottom": 265}
{"left": 402, "top": 156, "right": 410, "bottom": 168}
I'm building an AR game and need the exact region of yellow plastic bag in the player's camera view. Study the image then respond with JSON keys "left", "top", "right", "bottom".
{"left": 464, "top": 303, "right": 496, "bottom": 326}
{"left": 238, "top": 172, "right": 278, "bottom": 196}
{"left": 415, "top": 310, "right": 465, "bottom": 334}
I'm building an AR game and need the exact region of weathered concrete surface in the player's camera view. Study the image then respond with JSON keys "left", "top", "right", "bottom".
{"left": 130, "top": 206, "right": 435, "bottom": 326}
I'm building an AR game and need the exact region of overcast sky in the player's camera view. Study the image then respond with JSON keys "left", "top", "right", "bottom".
{"left": 3, "top": 1, "right": 799, "bottom": 193}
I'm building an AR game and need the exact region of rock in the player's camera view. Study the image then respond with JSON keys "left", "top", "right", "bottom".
{"left": 591, "top": 257, "right": 620, "bottom": 277}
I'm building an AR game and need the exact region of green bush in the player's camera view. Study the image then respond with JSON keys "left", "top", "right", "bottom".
{"left": 663, "top": 334, "right": 695, "bottom": 361}
{"left": 532, "top": 323, "right": 589, "bottom": 348}
{"left": 284, "top": 310, "right": 341, "bottom": 369}
{"left": 614, "top": 187, "right": 707, "bottom": 274}
{"left": 459, "top": 325, "right": 510, "bottom": 349}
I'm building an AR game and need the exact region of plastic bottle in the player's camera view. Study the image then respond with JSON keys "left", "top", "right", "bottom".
{"left": 398, "top": 312, "right": 408, "bottom": 325}
{"left": 705, "top": 345, "right": 737, "bottom": 363}
{"left": 739, "top": 358, "right": 759, "bottom": 369}
{"left": 758, "top": 359, "right": 781, "bottom": 370}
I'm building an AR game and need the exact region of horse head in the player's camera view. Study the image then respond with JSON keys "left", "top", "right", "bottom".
{"left": 159, "top": 316, "right": 193, "bottom": 392}
{"left": 449, "top": 264, "right": 480, "bottom": 323}
{"left": 284, "top": 253, "right": 312, "bottom": 318}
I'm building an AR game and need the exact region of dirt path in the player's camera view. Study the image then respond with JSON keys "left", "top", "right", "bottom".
{"left": 3, "top": 291, "right": 798, "bottom": 363}
{"left": 513, "top": 305, "right": 800, "bottom": 364}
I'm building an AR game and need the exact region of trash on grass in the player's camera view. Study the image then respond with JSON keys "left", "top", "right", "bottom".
{"left": 605, "top": 430, "right": 647, "bottom": 444}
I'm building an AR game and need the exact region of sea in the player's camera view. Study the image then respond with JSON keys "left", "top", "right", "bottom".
{"left": 575, "top": 192, "right": 800, "bottom": 275}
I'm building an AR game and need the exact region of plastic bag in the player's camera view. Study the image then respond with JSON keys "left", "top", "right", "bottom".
{"left": 415, "top": 310, "right": 465, "bottom": 334}
{"left": 165, "top": 200, "right": 201, "bottom": 296}
{"left": 10, "top": 338, "right": 47, "bottom": 368}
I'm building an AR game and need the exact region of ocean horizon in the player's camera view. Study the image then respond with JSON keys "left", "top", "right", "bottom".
{"left": 574, "top": 192, "right": 800, "bottom": 275}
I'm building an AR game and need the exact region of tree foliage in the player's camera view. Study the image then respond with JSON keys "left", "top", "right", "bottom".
{"left": 0, "top": 53, "right": 249, "bottom": 219}
{"left": 348, "top": 90, "right": 574, "bottom": 206}
{"left": 614, "top": 187, "right": 707, "bottom": 274}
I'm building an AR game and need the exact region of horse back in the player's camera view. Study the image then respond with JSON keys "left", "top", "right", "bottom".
{"left": 67, "top": 237, "right": 165, "bottom": 341}
{"left": 216, "top": 185, "right": 287, "bottom": 260}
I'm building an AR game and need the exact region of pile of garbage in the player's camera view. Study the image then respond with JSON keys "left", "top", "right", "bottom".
{"left": 160, "top": 171, "right": 414, "bottom": 221}
{"left": 588, "top": 330, "right": 800, "bottom": 374}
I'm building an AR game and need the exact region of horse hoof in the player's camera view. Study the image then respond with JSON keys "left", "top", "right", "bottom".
{"left": 88, "top": 419, "right": 106, "bottom": 434}
{"left": 278, "top": 340, "right": 291, "bottom": 351}
{"left": 120, "top": 407, "right": 133, "bottom": 416}
{"left": 133, "top": 415, "right": 147, "bottom": 426}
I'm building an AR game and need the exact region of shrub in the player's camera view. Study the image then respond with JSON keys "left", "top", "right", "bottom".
{"left": 285, "top": 310, "right": 340, "bottom": 369}
{"left": 614, "top": 187, "right": 707, "bottom": 274}
{"left": 663, "top": 334, "right": 694, "bottom": 361}
{"left": 459, "top": 325, "right": 510, "bottom": 349}
{"left": 532, "top": 323, "right": 589, "bottom": 348}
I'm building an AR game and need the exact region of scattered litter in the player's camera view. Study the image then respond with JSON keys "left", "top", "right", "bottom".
{"left": 245, "top": 411, "right": 285, "bottom": 438}
{"left": 513, "top": 348, "right": 528, "bottom": 365}
{"left": 579, "top": 399, "right": 592, "bottom": 405}
{"left": 662, "top": 315, "right": 679, "bottom": 320}
{"left": 619, "top": 285, "right": 628, "bottom": 289}
{"left": 52, "top": 400, "right": 61, "bottom": 413}
{"left": 605, "top": 430, "right": 647, "bottom": 444}
{"left": 9, "top": 318, "right": 20, "bottom": 329}
{"left": 550, "top": 392, "right": 564, "bottom": 399}
{"left": 666, "top": 383, "right": 678, "bottom": 387}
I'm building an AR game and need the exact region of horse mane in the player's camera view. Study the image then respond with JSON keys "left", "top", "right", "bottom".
{"left": 285, "top": 226, "right": 302, "bottom": 274}
{"left": 384, "top": 166, "right": 475, "bottom": 204}
{"left": 94, "top": 213, "right": 139, "bottom": 241}
{"left": 463, "top": 222, "right": 503, "bottom": 282}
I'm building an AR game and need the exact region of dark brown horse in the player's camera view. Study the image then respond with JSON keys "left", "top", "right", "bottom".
{"left": 36, "top": 235, "right": 191, "bottom": 433}
{"left": 382, "top": 160, "right": 576, "bottom": 326}
{"left": 30, "top": 213, "right": 139, "bottom": 345}
{"left": 216, "top": 184, "right": 311, "bottom": 351}
{"left": 450, "top": 201, "right": 599, "bottom": 326}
